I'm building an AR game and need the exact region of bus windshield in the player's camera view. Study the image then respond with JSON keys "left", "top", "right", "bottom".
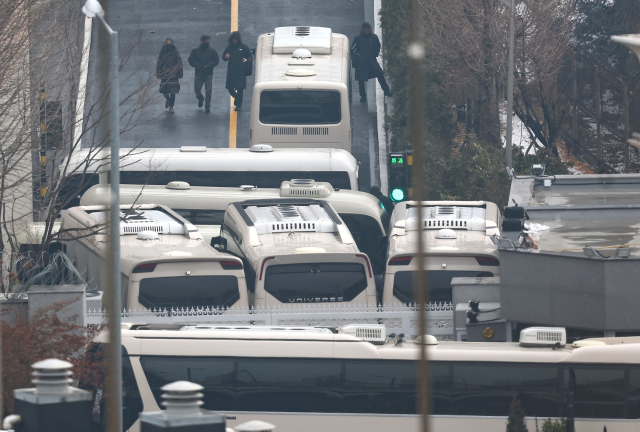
{"left": 139, "top": 275, "right": 240, "bottom": 309}
{"left": 264, "top": 263, "right": 367, "bottom": 303}
{"left": 393, "top": 270, "right": 494, "bottom": 303}
{"left": 259, "top": 90, "right": 341, "bottom": 124}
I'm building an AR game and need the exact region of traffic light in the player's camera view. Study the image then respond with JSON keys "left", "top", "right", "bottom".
{"left": 388, "top": 152, "right": 407, "bottom": 202}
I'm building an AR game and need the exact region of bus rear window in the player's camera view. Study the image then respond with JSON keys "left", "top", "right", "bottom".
{"left": 139, "top": 275, "right": 239, "bottom": 309}
{"left": 259, "top": 90, "right": 341, "bottom": 124}
{"left": 265, "top": 263, "right": 367, "bottom": 303}
{"left": 120, "top": 171, "right": 352, "bottom": 190}
{"left": 393, "top": 270, "right": 494, "bottom": 303}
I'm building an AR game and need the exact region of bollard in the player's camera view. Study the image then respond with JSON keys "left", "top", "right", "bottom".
{"left": 234, "top": 421, "right": 276, "bottom": 432}
{"left": 140, "top": 381, "right": 226, "bottom": 432}
{"left": 13, "top": 359, "right": 93, "bottom": 432}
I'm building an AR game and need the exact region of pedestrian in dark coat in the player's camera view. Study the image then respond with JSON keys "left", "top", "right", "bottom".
{"left": 351, "top": 22, "right": 392, "bottom": 102}
{"left": 156, "top": 38, "right": 183, "bottom": 114}
{"left": 223, "top": 31, "right": 252, "bottom": 111}
{"left": 370, "top": 185, "right": 395, "bottom": 214}
{"left": 188, "top": 35, "right": 219, "bottom": 113}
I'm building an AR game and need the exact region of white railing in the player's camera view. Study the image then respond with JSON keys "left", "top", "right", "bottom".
{"left": 86, "top": 302, "right": 455, "bottom": 340}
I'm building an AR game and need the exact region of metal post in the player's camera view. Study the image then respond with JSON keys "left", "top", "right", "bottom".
{"left": 95, "top": 13, "right": 122, "bottom": 432}
{"left": 408, "top": 0, "right": 429, "bottom": 431}
{"left": 505, "top": 0, "right": 515, "bottom": 172}
{"left": 623, "top": 85, "right": 630, "bottom": 173}
{"left": 571, "top": 52, "right": 578, "bottom": 138}
{"left": 594, "top": 66, "right": 602, "bottom": 164}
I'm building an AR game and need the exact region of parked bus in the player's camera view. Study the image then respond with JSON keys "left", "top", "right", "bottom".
{"left": 60, "top": 146, "right": 359, "bottom": 208}
{"left": 211, "top": 199, "right": 377, "bottom": 307}
{"left": 382, "top": 201, "right": 501, "bottom": 305}
{"left": 60, "top": 204, "right": 249, "bottom": 310}
{"left": 251, "top": 26, "right": 351, "bottom": 151}
{"left": 104, "top": 324, "right": 640, "bottom": 432}
{"left": 80, "top": 179, "right": 389, "bottom": 272}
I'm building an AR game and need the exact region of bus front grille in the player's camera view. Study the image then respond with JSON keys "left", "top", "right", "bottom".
{"left": 302, "top": 127, "right": 329, "bottom": 136}
{"left": 271, "top": 127, "right": 298, "bottom": 135}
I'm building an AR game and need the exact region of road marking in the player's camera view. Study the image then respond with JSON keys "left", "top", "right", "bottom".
{"left": 228, "top": 0, "right": 239, "bottom": 148}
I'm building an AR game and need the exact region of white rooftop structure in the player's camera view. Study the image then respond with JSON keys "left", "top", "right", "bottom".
{"left": 245, "top": 204, "right": 337, "bottom": 234}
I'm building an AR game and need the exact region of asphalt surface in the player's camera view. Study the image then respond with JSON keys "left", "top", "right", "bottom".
{"left": 83, "top": 0, "right": 375, "bottom": 191}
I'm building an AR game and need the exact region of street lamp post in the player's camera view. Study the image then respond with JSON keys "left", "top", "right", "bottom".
{"left": 502, "top": 0, "right": 515, "bottom": 173}
{"left": 81, "top": 1, "right": 122, "bottom": 432}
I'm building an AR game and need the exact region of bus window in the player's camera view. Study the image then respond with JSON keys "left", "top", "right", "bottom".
{"left": 393, "top": 270, "right": 494, "bottom": 303}
{"left": 259, "top": 90, "right": 341, "bottom": 124}
{"left": 120, "top": 171, "right": 352, "bottom": 190}
{"left": 264, "top": 263, "right": 367, "bottom": 303}
{"left": 343, "top": 360, "right": 415, "bottom": 414}
{"left": 140, "top": 356, "right": 235, "bottom": 411}
{"left": 236, "top": 358, "right": 342, "bottom": 412}
{"left": 60, "top": 173, "right": 100, "bottom": 209}
{"left": 138, "top": 275, "right": 240, "bottom": 309}
{"left": 568, "top": 367, "right": 626, "bottom": 419}
{"left": 452, "top": 363, "right": 561, "bottom": 417}
{"left": 175, "top": 210, "right": 226, "bottom": 225}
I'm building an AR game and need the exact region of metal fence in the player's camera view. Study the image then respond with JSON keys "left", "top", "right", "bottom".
{"left": 86, "top": 302, "right": 455, "bottom": 340}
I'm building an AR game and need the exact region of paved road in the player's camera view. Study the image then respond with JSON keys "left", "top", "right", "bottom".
{"left": 84, "top": 0, "right": 375, "bottom": 190}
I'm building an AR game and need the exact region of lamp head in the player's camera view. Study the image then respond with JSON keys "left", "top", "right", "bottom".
{"left": 82, "top": 0, "right": 104, "bottom": 17}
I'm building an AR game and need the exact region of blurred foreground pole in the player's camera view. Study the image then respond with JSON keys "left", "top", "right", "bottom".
{"left": 81, "top": 1, "right": 123, "bottom": 431}
{"left": 408, "top": 0, "right": 430, "bottom": 431}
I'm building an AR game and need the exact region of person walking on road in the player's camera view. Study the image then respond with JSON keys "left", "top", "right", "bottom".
{"left": 351, "top": 22, "right": 392, "bottom": 102}
{"left": 370, "top": 185, "right": 395, "bottom": 214}
{"left": 223, "top": 31, "right": 252, "bottom": 111}
{"left": 188, "top": 35, "right": 219, "bottom": 113}
{"left": 156, "top": 38, "right": 183, "bottom": 114}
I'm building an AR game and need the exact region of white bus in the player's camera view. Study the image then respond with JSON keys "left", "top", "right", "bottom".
{"left": 60, "top": 204, "right": 249, "bottom": 310}
{"left": 382, "top": 201, "right": 501, "bottom": 305}
{"left": 102, "top": 324, "right": 640, "bottom": 432}
{"left": 60, "top": 146, "right": 359, "bottom": 208}
{"left": 211, "top": 199, "right": 377, "bottom": 307}
{"left": 80, "top": 180, "right": 390, "bottom": 272}
{"left": 251, "top": 26, "right": 351, "bottom": 151}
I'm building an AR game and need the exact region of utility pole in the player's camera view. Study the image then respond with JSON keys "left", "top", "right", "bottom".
{"left": 571, "top": 52, "right": 578, "bottom": 139}
{"left": 624, "top": 86, "right": 630, "bottom": 173}
{"left": 594, "top": 66, "right": 602, "bottom": 166}
{"left": 408, "top": 1, "right": 429, "bottom": 431}
{"left": 503, "top": 0, "right": 515, "bottom": 172}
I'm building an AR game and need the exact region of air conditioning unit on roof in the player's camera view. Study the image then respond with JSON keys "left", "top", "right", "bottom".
{"left": 338, "top": 324, "right": 386, "bottom": 345}
{"left": 280, "top": 179, "right": 333, "bottom": 198}
{"left": 519, "top": 327, "right": 566, "bottom": 347}
{"left": 244, "top": 204, "right": 336, "bottom": 234}
{"left": 272, "top": 26, "right": 332, "bottom": 54}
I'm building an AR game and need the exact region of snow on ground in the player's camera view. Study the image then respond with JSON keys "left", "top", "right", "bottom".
{"left": 500, "top": 102, "right": 540, "bottom": 154}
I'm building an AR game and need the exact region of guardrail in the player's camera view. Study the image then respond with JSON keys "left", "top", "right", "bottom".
{"left": 86, "top": 302, "right": 455, "bottom": 340}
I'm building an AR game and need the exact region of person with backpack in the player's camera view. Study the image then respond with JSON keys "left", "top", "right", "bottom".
{"left": 222, "top": 31, "right": 252, "bottom": 111}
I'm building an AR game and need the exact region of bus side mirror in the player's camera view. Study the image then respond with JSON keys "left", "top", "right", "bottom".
{"left": 211, "top": 236, "right": 227, "bottom": 250}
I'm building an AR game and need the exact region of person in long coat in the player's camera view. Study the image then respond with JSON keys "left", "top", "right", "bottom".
{"left": 223, "top": 31, "right": 252, "bottom": 111}
{"left": 188, "top": 35, "right": 219, "bottom": 113}
{"left": 156, "top": 38, "right": 183, "bottom": 114}
{"left": 351, "top": 22, "right": 392, "bottom": 102}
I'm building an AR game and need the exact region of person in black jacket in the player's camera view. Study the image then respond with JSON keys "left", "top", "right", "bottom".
{"left": 370, "top": 185, "right": 395, "bottom": 214}
{"left": 351, "top": 22, "right": 392, "bottom": 102}
{"left": 156, "top": 38, "right": 183, "bottom": 114}
{"left": 223, "top": 31, "right": 252, "bottom": 111}
{"left": 188, "top": 35, "right": 219, "bottom": 113}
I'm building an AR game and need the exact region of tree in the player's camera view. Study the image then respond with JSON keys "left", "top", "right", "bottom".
{"left": 1, "top": 302, "right": 102, "bottom": 414}
{"left": 0, "top": 0, "right": 156, "bottom": 292}
{"left": 506, "top": 395, "right": 529, "bottom": 432}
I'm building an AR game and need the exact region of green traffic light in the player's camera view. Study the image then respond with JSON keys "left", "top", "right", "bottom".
{"left": 390, "top": 188, "right": 405, "bottom": 202}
